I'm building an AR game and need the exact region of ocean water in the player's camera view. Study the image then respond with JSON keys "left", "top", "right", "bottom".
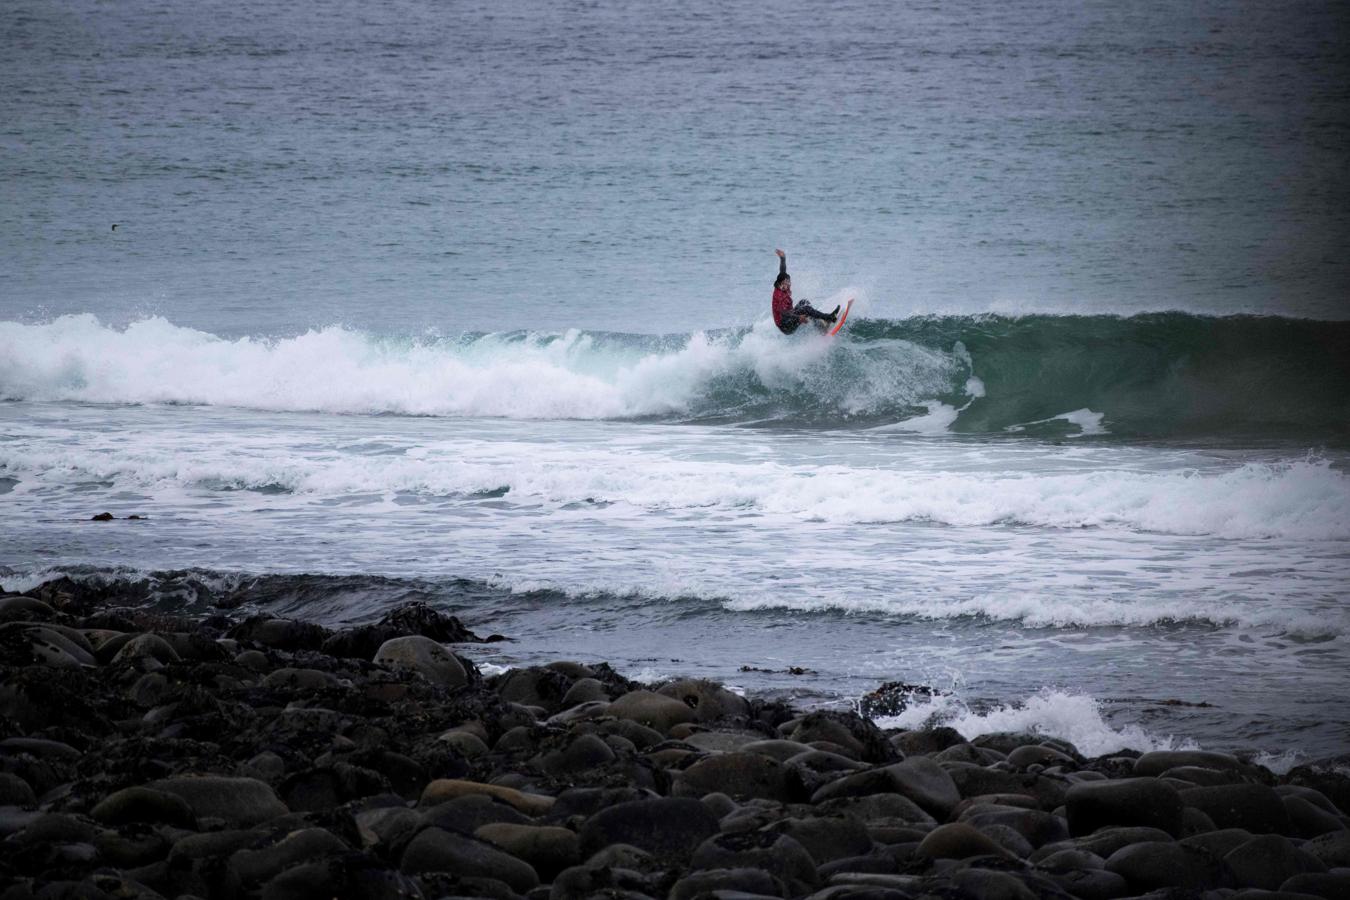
{"left": 3, "top": 0, "right": 1349, "bottom": 761}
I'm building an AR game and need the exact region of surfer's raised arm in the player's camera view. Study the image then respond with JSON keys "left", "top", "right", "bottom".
{"left": 775, "top": 248, "right": 786, "bottom": 280}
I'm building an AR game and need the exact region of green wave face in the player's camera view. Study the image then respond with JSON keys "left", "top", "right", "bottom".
{"left": 661, "top": 313, "right": 1350, "bottom": 440}
{"left": 792, "top": 313, "right": 1349, "bottom": 441}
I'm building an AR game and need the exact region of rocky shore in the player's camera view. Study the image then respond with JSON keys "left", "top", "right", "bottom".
{"left": 1, "top": 580, "right": 1348, "bottom": 900}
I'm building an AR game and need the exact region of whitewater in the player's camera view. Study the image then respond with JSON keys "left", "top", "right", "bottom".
{"left": 3, "top": 313, "right": 1349, "bottom": 759}
{"left": 4, "top": 0, "right": 1349, "bottom": 766}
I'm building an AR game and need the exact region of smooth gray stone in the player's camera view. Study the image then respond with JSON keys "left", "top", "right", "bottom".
{"left": 400, "top": 826, "right": 539, "bottom": 893}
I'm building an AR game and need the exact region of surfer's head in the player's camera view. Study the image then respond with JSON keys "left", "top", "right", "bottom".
{"left": 775, "top": 272, "right": 790, "bottom": 288}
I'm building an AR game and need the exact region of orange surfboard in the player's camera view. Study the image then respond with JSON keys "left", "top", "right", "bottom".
{"left": 827, "top": 298, "right": 854, "bottom": 336}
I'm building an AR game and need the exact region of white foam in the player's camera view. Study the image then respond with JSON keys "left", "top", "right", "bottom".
{"left": 0, "top": 314, "right": 956, "bottom": 421}
{"left": 1007, "top": 408, "right": 1108, "bottom": 437}
{"left": 2, "top": 433, "right": 1346, "bottom": 542}
{"left": 874, "top": 689, "right": 1198, "bottom": 757}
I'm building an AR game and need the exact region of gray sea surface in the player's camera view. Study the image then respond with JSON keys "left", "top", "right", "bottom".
{"left": 2, "top": 0, "right": 1349, "bottom": 761}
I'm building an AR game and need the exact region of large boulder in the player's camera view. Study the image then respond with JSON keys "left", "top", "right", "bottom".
{"left": 419, "top": 779, "right": 554, "bottom": 816}
{"left": 150, "top": 775, "right": 288, "bottom": 826}
{"left": 1181, "top": 783, "right": 1292, "bottom": 834}
{"left": 916, "top": 822, "right": 1016, "bottom": 861}
{"left": 656, "top": 679, "right": 751, "bottom": 723}
{"left": 1134, "top": 751, "right": 1260, "bottom": 779}
{"left": 474, "top": 823, "right": 580, "bottom": 880}
{"left": 1105, "top": 841, "right": 1233, "bottom": 891}
{"left": 227, "top": 616, "right": 329, "bottom": 651}
{"left": 579, "top": 798, "right": 718, "bottom": 865}
{"left": 372, "top": 636, "right": 467, "bottom": 688}
{"left": 322, "top": 601, "right": 488, "bottom": 659}
{"left": 690, "top": 830, "right": 818, "bottom": 896}
{"left": 884, "top": 756, "right": 961, "bottom": 819}
{"left": 607, "top": 690, "right": 697, "bottom": 733}
{"left": 1066, "top": 778, "right": 1186, "bottom": 837}
{"left": 672, "top": 752, "right": 799, "bottom": 803}
{"left": 765, "top": 815, "right": 873, "bottom": 865}
{"left": 399, "top": 827, "right": 539, "bottom": 893}
{"left": 1222, "top": 834, "right": 1325, "bottom": 890}
{"left": 90, "top": 786, "right": 197, "bottom": 828}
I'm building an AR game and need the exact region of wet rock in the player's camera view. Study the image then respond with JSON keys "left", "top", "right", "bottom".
{"left": 1163, "top": 765, "right": 1245, "bottom": 787}
{"left": 1182, "top": 783, "right": 1293, "bottom": 834}
{"left": 787, "top": 749, "right": 870, "bottom": 796}
{"left": 423, "top": 793, "right": 535, "bottom": 834}
{"left": 227, "top": 827, "right": 349, "bottom": 890}
{"left": 0, "top": 772, "right": 37, "bottom": 807}
{"left": 607, "top": 690, "right": 698, "bottom": 733}
{"left": 979, "top": 822, "right": 1035, "bottom": 859}
{"left": 1281, "top": 794, "right": 1346, "bottom": 838}
{"left": 1066, "top": 777, "right": 1186, "bottom": 837}
{"left": 90, "top": 786, "right": 197, "bottom": 828}
{"left": 788, "top": 711, "right": 895, "bottom": 764}
{"left": 372, "top": 636, "right": 468, "bottom": 688}
{"left": 690, "top": 830, "right": 818, "bottom": 896}
{"left": 1223, "top": 834, "right": 1325, "bottom": 890}
{"left": 1105, "top": 840, "right": 1234, "bottom": 891}
{"left": 656, "top": 679, "right": 751, "bottom": 723}
{"left": 495, "top": 666, "right": 574, "bottom": 713}
{"left": 150, "top": 774, "right": 288, "bottom": 826}
{"left": 672, "top": 751, "right": 799, "bottom": 803}
{"left": 819, "top": 792, "right": 936, "bottom": 828}
{"left": 549, "top": 862, "right": 660, "bottom": 900}
{"left": 400, "top": 827, "right": 539, "bottom": 893}
{"left": 533, "top": 733, "right": 616, "bottom": 777}
{"left": 1181, "top": 826, "right": 1258, "bottom": 858}
{"left": 740, "top": 739, "right": 815, "bottom": 762}
{"left": 0, "top": 596, "right": 56, "bottom": 622}
{"left": 1052, "top": 825, "right": 1175, "bottom": 861}
{"left": 228, "top": 616, "right": 329, "bottom": 652}
{"left": 1134, "top": 750, "right": 1261, "bottom": 779}
{"left": 356, "top": 805, "right": 426, "bottom": 853}
{"left": 322, "top": 601, "right": 489, "bottom": 660}
{"left": 262, "top": 667, "right": 343, "bottom": 692}
{"left": 957, "top": 804, "right": 1069, "bottom": 848}
{"left": 110, "top": 633, "right": 181, "bottom": 667}
{"left": 474, "top": 822, "right": 581, "bottom": 879}
{"left": 669, "top": 867, "right": 784, "bottom": 900}
{"left": 1008, "top": 744, "right": 1076, "bottom": 769}
{"left": 915, "top": 822, "right": 1015, "bottom": 861}
{"left": 1279, "top": 871, "right": 1350, "bottom": 899}
{"left": 260, "top": 855, "right": 425, "bottom": 900}
{"left": 767, "top": 815, "right": 873, "bottom": 865}
{"left": 1300, "top": 829, "right": 1350, "bottom": 867}
{"left": 884, "top": 757, "right": 962, "bottom": 819}
{"left": 1037, "top": 867, "right": 1129, "bottom": 900}
{"left": 560, "top": 678, "right": 608, "bottom": 709}
{"left": 889, "top": 726, "right": 965, "bottom": 756}
{"left": 579, "top": 797, "right": 719, "bottom": 865}
{"left": 420, "top": 779, "right": 554, "bottom": 816}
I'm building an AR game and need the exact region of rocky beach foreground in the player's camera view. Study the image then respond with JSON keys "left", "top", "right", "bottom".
{"left": 1, "top": 580, "right": 1348, "bottom": 900}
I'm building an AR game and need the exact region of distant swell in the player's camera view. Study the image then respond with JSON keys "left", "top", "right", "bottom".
{"left": 1, "top": 313, "right": 1347, "bottom": 440}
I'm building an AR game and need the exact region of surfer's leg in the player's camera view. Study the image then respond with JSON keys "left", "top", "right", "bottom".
{"left": 795, "top": 302, "right": 837, "bottom": 323}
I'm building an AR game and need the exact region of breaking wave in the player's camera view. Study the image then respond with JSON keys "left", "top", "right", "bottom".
{"left": 1, "top": 312, "right": 1347, "bottom": 439}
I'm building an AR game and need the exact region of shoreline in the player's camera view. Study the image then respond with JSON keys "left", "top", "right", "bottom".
{"left": 2, "top": 581, "right": 1348, "bottom": 899}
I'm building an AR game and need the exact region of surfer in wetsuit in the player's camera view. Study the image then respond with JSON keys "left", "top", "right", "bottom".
{"left": 772, "top": 249, "right": 838, "bottom": 335}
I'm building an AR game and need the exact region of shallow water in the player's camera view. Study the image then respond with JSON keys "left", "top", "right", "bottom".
{"left": 3, "top": 0, "right": 1349, "bottom": 762}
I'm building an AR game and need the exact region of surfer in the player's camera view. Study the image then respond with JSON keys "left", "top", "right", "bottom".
{"left": 772, "top": 249, "right": 838, "bottom": 335}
